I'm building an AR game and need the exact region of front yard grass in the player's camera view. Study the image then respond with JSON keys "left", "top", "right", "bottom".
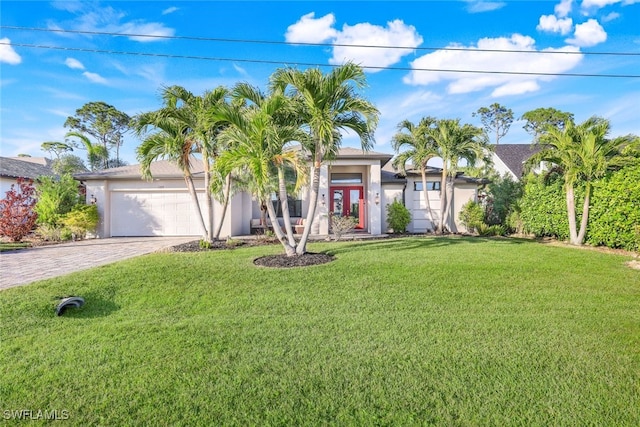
{"left": 1, "top": 237, "right": 639, "bottom": 425}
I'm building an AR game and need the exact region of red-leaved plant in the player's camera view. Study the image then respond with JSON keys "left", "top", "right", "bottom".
{"left": 0, "top": 178, "right": 38, "bottom": 242}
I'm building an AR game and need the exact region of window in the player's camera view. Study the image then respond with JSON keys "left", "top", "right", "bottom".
{"left": 331, "top": 173, "right": 362, "bottom": 184}
{"left": 272, "top": 198, "right": 303, "bottom": 218}
{"left": 414, "top": 181, "right": 441, "bottom": 191}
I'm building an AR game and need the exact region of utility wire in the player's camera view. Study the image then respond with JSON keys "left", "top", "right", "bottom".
{"left": 3, "top": 41, "right": 639, "bottom": 78}
{"left": 2, "top": 25, "right": 640, "bottom": 57}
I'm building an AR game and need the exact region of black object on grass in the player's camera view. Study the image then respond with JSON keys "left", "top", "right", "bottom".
{"left": 55, "top": 296, "right": 85, "bottom": 316}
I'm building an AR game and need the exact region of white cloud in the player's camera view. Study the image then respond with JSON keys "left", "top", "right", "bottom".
{"left": 0, "top": 38, "right": 22, "bottom": 65}
{"left": 64, "top": 57, "right": 85, "bottom": 70}
{"left": 403, "top": 34, "right": 584, "bottom": 97}
{"left": 118, "top": 22, "right": 175, "bottom": 42}
{"left": 602, "top": 11, "right": 620, "bottom": 21}
{"left": 537, "top": 15, "right": 573, "bottom": 35}
{"left": 286, "top": 14, "right": 422, "bottom": 72}
{"left": 49, "top": 3, "right": 175, "bottom": 43}
{"left": 555, "top": 0, "right": 573, "bottom": 18}
{"left": 233, "top": 63, "right": 249, "bottom": 77}
{"left": 285, "top": 12, "right": 338, "bottom": 43}
{"left": 82, "top": 71, "right": 108, "bottom": 84}
{"left": 466, "top": 1, "right": 507, "bottom": 13}
{"left": 566, "top": 19, "right": 607, "bottom": 46}
{"left": 330, "top": 20, "right": 423, "bottom": 71}
{"left": 162, "top": 7, "right": 179, "bottom": 15}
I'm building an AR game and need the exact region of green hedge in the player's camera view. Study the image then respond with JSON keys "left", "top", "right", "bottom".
{"left": 519, "top": 173, "right": 572, "bottom": 241}
{"left": 587, "top": 165, "right": 640, "bottom": 251}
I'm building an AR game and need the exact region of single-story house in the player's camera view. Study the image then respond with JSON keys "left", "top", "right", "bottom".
{"left": 0, "top": 156, "right": 56, "bottom": 196}
{"left": 75, "top": 148, "right": 486, "bottom": 238}
{"left": 490, "top": 144, "right": 541, "bottom": 181}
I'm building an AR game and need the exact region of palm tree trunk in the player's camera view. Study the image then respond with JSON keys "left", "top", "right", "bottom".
{"left": 213, "top": 173, "right": 231, "bottom": 240}
{"left": 565, "top": 184, "right": 579, "bottom": 245}
{"left": 441, "top": 177, "right": 454, "bottom": 233}
{"left": 278, "top": 166, "right": 297, "bottom": 247}
{"left": 265, "top": 196, "right": 296, "bottom": 256}
{"left": 437, "top": 166, "right": 448, "bottom": 234}
{"left": 420, "top": 168, "right": 434, "bottom": 232}
{"left": 576, "top": 183, "right": 591, "bottom": 245}
{"left": 184, "top": 173, "right": 208, "bottom": 241}
{"left": 296, "top": 152, "right": 322, "bottom": 255}
{"left": 202, "top": 157, "right": 214, "bottom": 242}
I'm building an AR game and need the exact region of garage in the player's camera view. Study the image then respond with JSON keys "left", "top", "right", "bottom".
{"left": 110, "top": 190, "right": 206, "bottom": 237}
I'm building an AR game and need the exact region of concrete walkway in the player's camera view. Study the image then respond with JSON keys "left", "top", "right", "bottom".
{"left": 0, "top": 237, "right": 194, "bottom": 291}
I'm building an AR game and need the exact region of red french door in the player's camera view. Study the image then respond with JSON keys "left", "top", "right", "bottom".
{"left": 330, "top": 186, "right": 365, "bottom": 229}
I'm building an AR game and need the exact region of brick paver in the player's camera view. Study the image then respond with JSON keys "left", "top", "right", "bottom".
{"left": 0, "top": 237, "right": 194, "bottom": 291}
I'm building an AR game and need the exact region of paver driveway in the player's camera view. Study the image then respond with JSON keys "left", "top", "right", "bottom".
{"left": 0, "top": 237, "right": 194, "bottom": 291}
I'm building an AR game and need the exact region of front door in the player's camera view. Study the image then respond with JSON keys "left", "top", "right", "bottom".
{"left": 330, "top": 186, "right": 365, "bottom": 229}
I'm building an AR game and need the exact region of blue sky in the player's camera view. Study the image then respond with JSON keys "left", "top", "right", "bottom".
{"left": 1, "top": 0, "right": 639, "bottom": 166}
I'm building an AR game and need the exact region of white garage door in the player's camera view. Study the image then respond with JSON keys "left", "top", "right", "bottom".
{"left": 111, "top": 191, "right": 206, "bottom": 236}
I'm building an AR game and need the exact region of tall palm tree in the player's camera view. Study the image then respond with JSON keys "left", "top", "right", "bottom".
{"left": 160, "top": 85, "right": 231, "bottom": 242}
{"left": 424, "top": 119, "right": 488, "bottom": 234}
{"left": 392, "top": 117, "right": 438, "bottom": 232}
{"left": 270, "top": 62, "right": 379, "bottom": 255}
{"left": 215, "top": 85, "right": 308, "bottom": 256}
{"left": 527, "top": 116, "right": 636, "bottom": 246}
{"left": 133, "top": 112, "right": 209, "bottom": 241}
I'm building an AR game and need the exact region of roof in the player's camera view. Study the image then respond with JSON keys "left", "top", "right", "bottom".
{"left": 75, "top": 156, "right": 205, "bottom": 180}
{"left": 289, "top": 144, "right": 393, "bottom": 167}
{"left": 492, "top": 144, "right": 541, "bottom": 178}
{"left": 0, "top": 156, "right": 56, "bottom": 180}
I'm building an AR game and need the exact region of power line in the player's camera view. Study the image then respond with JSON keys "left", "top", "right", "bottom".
{"left": 3, "top": 41, "right": 639, "bottom": 78}
{"left": 2, "top": 25, "right": 640, "bottom": 57}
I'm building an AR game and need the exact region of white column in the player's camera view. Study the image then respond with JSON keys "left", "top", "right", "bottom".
{"left": 369, "top": 163, "right": 382, "bottom": 235}
{"left": 315, "top": 165, "right": 330, "bottom": 235}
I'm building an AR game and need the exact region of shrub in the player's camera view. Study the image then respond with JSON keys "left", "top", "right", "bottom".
{"left": 519, "top": 173, "right": 575, "bottom": 240}
{"left": 34, "top": 174, "right": 82, "bottom": 227}
{"left": 330, "top": 214, "right": 358, "bottom": 241}
{"left": 459, "top": 200, "right": 484, "bottom": 233}
{"left": 60, "top": 204, "right": 99, "bottom": 240}
{"left": 386, "top": 200, "right": 411, "bottom": 233}
{"left": 0, "top": 178, "right": 38, "bottom": 242}
{"left": 476, "top": 223, "right": 506, "bottom": 237}
{"left": 484, "top": 173, "right": 523, "bottom": 226}
{"left": 587, "top": 165, "right": 640, "bottom": 251}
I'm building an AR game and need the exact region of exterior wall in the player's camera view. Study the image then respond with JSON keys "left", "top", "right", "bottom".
{"left": 381, "top": 184, "right": 404, "bottom": 233}
{"left": 0, "top": 177, "right": 18, "bottom": 197}
{"left": 450, "top": 184, "right": 478, "bottom": 233}
{"left": 405, "top": 176, "right": 441, "bottom": 233}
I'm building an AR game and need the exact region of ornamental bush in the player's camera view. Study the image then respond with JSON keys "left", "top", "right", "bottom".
{"left": 587, "top": 165, "right": 640, "bottom": 252}
{"left": 386, "top": 200, "right": 411, "bottom": 233}
{"left": 0, "top": 178, "right": 38, "bottom": 242}
{"left": 459, "top": 200, "right": 484, "bottom": 233}
{"left": 34, "top": 174, "right": 82, "bottom": 227}
{"left": 61, "top": 204, "right": 99, "bottom": 240}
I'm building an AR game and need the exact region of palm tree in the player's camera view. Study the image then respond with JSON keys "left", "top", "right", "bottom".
{"left": 270, "top": 62, "right": 379, "bottom": 255}
{"left": 392, "top": 117, "right": 438, "bottom": 232}
{"left": 64, "top": 131, "right": 108, "bottom": 172}
{"left": 215, "top": 84, "right": 308, "bottom": 256}
{"left": 159, "top": 85, "right": 231, "bottom": 242}
{"left": 527, "top": 116, "right": 636, "bottom": 246}
{"left": 423, "top": 119, "right": 488, "bottom": 234}
{"left": 133, "top": 112, "right": 209, "bottom": 241}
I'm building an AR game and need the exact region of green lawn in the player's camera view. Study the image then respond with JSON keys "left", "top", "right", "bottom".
{"left": 0, "top": 242, "right": 29, "bottom": 252}
{"left": 1, "top": 237, "right": 639, "bottom": 425}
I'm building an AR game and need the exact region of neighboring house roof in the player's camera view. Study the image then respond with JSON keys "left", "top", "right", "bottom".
{"left": 0, "top": 156, "right": 56, "bottom": 180}
{"left": 75, "top": 156, "right": 205, "bottom": 180}
{"left": 492, "top": 144, "right": 541, "bottom": 179}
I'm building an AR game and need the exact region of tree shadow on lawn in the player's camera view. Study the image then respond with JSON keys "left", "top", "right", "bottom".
{"left": 324, "top": 235, "right": 529, "bottom": 256}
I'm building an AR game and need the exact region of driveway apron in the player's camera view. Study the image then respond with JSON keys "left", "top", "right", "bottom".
{"left": 0, "top": 237, "right": 194, "bottom": 291}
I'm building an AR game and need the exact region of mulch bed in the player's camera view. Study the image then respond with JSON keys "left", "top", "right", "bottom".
{"left": 253, "top": 253, "right": 334, "bottom": 268}
{"left": 169, "top": 239, "right": 335, "bottom": 268}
